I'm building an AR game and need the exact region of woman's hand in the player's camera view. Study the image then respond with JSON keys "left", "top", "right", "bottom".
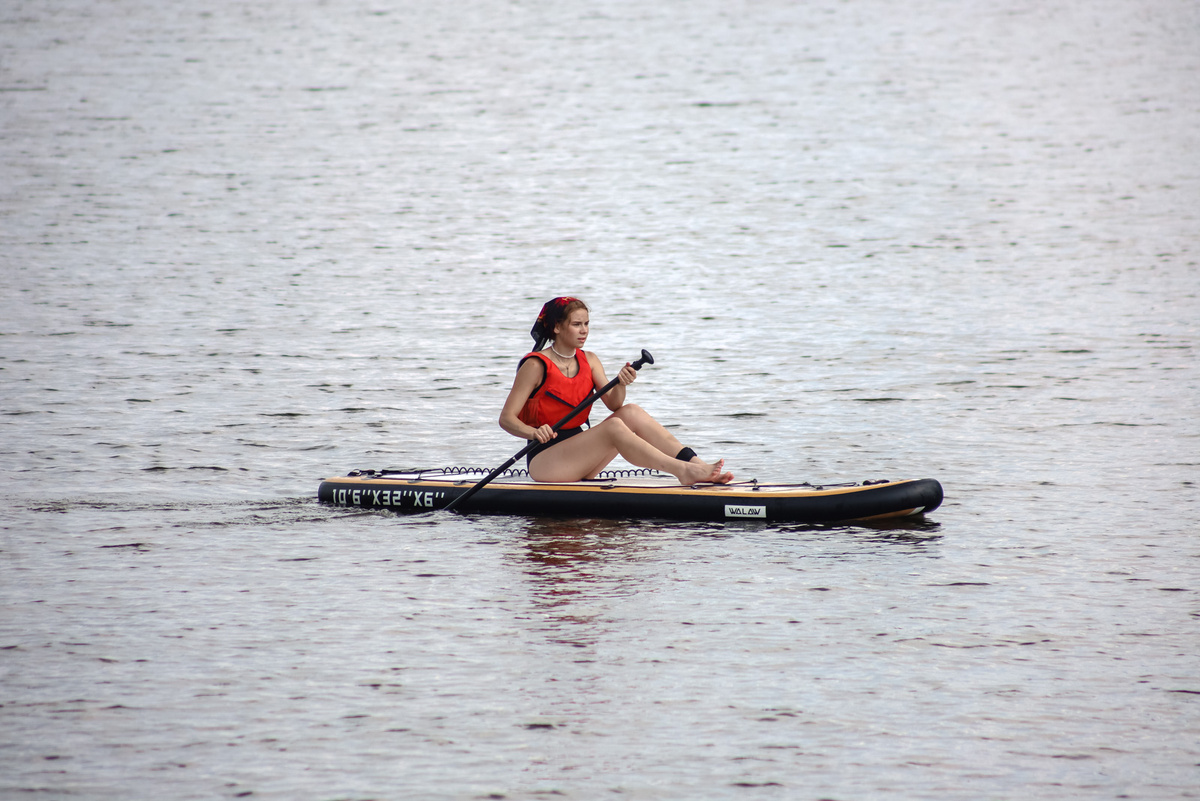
{"left": 533, "top": 424, "right": 557, "bottom": 444}
{"left": 617, "top": 362, "right": 637, "bottom": 386}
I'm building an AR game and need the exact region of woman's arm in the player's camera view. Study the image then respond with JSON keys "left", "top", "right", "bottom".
{"left": 499, "top": 358, "right": 554, "bottom": 443}
{"left": 588, "top": 351, "right": 636, "bottom": 412}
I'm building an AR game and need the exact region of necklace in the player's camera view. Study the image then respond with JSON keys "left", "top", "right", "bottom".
{"left": 549, "top": 344, "right": 576, "bottom": 360}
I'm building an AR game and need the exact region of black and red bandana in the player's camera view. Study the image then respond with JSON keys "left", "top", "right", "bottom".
{"left": 530, "top": 296, "right": 582, "bottom": 351}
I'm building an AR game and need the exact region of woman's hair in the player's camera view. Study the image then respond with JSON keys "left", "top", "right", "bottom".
{"left": 530, "top": 296, "right": 588, "bottom": 350}
{"left": 555, "top": 298, "right": 589, "bottom": 331}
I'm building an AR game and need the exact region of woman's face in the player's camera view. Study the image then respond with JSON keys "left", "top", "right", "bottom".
{"left": 554, "top": 308, "right": 589, "bottom": 350}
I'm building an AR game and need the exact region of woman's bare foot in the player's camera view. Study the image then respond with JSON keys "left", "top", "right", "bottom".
{"left": 705, "top": 459, "right": 734, "bottom": 484}
{"left": 675, "top": 458, "right": 733, "bottom": 486}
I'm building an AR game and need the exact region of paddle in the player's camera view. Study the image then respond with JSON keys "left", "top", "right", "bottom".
{"left": 444, "top": 349, "right": 655, "bottom": 513}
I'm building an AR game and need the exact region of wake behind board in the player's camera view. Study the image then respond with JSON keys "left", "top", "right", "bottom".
{"left": 318, "top": 468, "right": 943, "bottom": 523}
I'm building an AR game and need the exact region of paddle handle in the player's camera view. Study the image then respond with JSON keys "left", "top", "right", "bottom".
{"left": 444, "top": 349, "right": 654, "bottom": 513}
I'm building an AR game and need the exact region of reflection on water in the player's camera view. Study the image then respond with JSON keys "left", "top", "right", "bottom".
{"left": 509, "top": 514, "right": 945, "bottom": 653}
{"left": 513, "top": 517, "right": 652, "bottom": 646}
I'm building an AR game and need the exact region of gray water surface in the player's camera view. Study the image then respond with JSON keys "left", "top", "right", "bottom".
{"left": 2, "top": 1, "right": 1198, "bottom": 798}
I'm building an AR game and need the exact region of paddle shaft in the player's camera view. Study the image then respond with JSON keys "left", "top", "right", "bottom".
{"left": 444, "top": 349, "right": 654, "bottom": 513}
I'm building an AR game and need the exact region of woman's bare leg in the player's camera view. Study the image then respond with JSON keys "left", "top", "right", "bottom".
{"left": 608, "top": 404, "right": 733, "bottom": 482}
{"left": 529, "top": 416, "right": 732, "bottom": 485}
{"left": 608, "top": 404, "right": 684, "bottom": 456}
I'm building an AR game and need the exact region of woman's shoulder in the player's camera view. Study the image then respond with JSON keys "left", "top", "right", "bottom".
{"left": 518, "top": 351, "right": 550, "bottom": 370}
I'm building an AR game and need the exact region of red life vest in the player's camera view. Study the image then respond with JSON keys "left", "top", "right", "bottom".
{"left": 518, "top": 350, "right": 595, "bottom": 430}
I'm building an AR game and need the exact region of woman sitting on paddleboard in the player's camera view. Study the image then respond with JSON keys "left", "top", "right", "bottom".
{"left": 499, "top": 297, "right": 733, "bottom": 486}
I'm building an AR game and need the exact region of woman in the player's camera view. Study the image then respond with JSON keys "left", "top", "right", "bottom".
{"left": 499, "top": 297, "right": 733, "bottom": 486}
